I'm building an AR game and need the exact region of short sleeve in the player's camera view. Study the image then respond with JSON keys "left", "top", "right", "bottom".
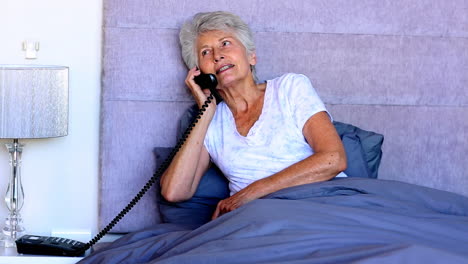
{"left": 280, "top": 73, "right": 331, "bottom": 131}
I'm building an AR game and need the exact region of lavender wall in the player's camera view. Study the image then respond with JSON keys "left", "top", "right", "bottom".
{"left": 100, "top": 0, "right": 468, "bottom": 232}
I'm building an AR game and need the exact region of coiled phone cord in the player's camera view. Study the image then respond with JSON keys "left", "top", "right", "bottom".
{"left": 81, "top": 94, "right": 215, "bottom": 254}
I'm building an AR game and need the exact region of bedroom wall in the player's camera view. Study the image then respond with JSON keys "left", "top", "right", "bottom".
{"left": 100, "top": 0, "right": 467, "bottom": 231}
{"left": 0, "top": 0, "right": 102, "bottom": 239}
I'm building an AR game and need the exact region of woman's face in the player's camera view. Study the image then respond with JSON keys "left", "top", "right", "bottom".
{"left": 196, "top": 30, "right": 256, "bottom": 87}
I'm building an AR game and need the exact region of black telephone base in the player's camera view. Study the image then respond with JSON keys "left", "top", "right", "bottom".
{"left": 16, "top": 235, "right": 86, "bottom": 257}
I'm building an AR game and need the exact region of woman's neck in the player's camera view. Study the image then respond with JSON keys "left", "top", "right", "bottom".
{"left": 222, "top": 81, "right": 266, "bottom": 117}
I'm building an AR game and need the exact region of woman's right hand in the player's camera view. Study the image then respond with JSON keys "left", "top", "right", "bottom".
{"left": 185, "top": 67, "right": 216, "bottom": 108}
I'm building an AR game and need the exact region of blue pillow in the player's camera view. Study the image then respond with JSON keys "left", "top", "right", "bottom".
{"left": 333, "top": 121, "right": 384, "bottom": 179}
{"left": 157, "top": 105, "right": 384, "bottom": 227}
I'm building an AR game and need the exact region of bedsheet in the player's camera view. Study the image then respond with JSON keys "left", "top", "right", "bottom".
{"left": 79, "top": 178, "right": 468, "bottom": 263}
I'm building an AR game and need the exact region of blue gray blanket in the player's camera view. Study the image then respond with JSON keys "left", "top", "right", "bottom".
{"left": 79, "top": 178, "right": 468, "bottom": 263}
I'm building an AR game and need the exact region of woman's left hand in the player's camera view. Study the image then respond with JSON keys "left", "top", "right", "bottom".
{"left": 211, "top": 189, "right": 257, "bottom": 220}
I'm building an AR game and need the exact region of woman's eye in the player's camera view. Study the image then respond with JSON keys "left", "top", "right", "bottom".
{"left": 201, "top": 50, "right": 210, "bottom": 56}
{"left": 222, "top": 40, "right": 231, "bottom": 46}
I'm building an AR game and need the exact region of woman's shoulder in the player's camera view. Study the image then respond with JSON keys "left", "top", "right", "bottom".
{"left": 268, "top": 73, "right": 310, "bottom": 86}
{"left": 267, "top": 73, "right": 312, "bottom": 92}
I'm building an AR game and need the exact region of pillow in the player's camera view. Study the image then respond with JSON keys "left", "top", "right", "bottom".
{"left": 155, "top": 147, "right": 229, "bottom": 228}
{"left": 333, "top": 121, "right": 384, "bottom": 179}
{"left": 157, "top": 104, "right": 384, "bottom": 227}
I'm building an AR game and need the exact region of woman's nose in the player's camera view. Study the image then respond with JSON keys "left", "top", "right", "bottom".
{"left": 213, "top": 52, "right": 224, "bottom": 63}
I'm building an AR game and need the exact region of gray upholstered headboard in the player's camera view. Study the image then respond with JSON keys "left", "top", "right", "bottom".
{"left": 99, "top": 0, "right": 468, "bottom": 232}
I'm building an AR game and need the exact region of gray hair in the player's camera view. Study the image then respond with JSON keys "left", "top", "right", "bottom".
{"left": 179, "top": 11, "right": 258, "bottom": 81}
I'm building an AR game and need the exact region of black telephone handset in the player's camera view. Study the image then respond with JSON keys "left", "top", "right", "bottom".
{"left": 194, "top": 73, "right": 222, "bottom": 104}
{"left": 15, "top": 73, "right": 221, "bottom": 257}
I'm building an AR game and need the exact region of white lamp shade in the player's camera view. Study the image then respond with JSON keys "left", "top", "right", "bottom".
{"left": 0, "top": 65, "right": 69, "bottom": 139}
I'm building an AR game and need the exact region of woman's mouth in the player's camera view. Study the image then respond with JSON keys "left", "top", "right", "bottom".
{"left": 216, "top": 64, "right": 234, "bottom": 74}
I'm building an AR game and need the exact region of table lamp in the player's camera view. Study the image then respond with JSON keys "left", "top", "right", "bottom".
{"left": 0, "top": 65, "right": 69, "bottom": 247}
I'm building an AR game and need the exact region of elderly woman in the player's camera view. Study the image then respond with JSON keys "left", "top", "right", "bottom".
{"left": 161, "top": 11, "right": 347, "bottom": 219}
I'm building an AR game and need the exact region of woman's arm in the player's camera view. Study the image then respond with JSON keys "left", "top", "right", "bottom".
{"left": 160, "top": 122, "right": 213, "bottom": 202}
{"left": 212, "top": 111, "right": 347, "bottom": 218}
{"left": 160, "top": 67, "right": 216, "bottom": 202}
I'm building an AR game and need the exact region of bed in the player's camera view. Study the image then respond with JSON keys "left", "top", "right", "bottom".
{"left": 79, "top": 1, "right": 468, "bottom": 263}
{"left": 81, "top": 106, "right": 468, "bottom": 263}
{"left": 81, "top": 179, "right": 468, "bottom": 263}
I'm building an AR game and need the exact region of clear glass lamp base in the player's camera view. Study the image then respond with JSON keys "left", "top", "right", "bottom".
{"left": 1, "top": 139, "right": 26, "bottom": 248}
{"left": 0, "top": 213, "right": 25, "bottom": 247}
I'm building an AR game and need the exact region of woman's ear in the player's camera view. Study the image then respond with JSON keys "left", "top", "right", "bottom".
{"left": 248, "top": 52, "right": 257, "bottom": 66}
